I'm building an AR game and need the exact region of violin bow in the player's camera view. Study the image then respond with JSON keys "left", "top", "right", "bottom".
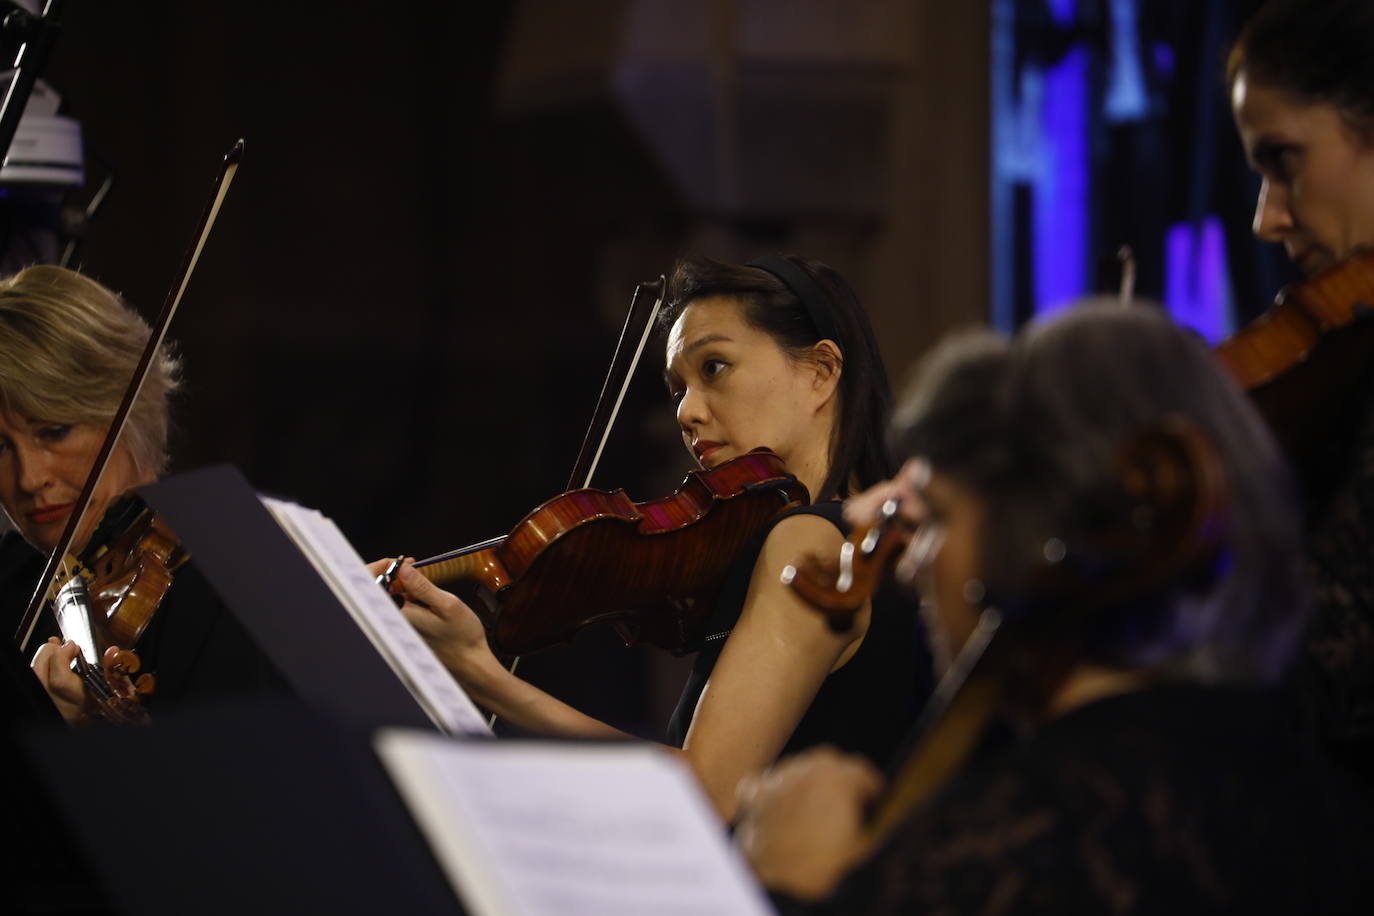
{"left": 16, "top": 140, "right": 243, "bottom": 653}
{"left": 566, "top": 275, "right": 667, "bottom": 490}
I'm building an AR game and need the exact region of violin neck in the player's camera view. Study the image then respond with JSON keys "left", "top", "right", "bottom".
{"left": 415, "top": 536, "right": 508, "bottom": 589}
{"left": 863, "top": 608, "right": 1006, "bottom": 844}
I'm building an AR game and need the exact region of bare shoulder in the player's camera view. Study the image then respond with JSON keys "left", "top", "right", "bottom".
{"left": 757, "top": 511, "right": 845, "bottom": 560}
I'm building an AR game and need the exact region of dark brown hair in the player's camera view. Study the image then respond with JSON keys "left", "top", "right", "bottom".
{"left": 1228, "top": 0, "right": 1374, "bottom": 141}
{"left": 659, "top": 254, "right": 894, "bottom": 500}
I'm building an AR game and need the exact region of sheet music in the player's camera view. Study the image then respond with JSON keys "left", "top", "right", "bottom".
{"left": 261, "top": 497, "right": 491, "bottom": 737}
{"left": 376, "top": 732, "right": 775, "bottom": 916}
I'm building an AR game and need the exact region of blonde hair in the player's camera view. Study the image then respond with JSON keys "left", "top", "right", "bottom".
{"left": 0, "top": 265, "right": 180, "bottom": 476}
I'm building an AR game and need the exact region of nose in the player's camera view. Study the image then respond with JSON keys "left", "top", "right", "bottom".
{"left": 1253, "top": 178, "right": 1294, "bottom": 243}
{"left": 14, "top": 442, "right": 53, "bottom": 496}
{"left": 676, "top": 386, "right": 710, "bottom": 434}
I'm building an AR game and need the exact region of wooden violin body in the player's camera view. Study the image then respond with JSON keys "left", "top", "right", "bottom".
{"left": 1214, "top": 250, "right": 1374, "bottom": 490}
{"left": 82, "top": 496, "right": 188, "bottom": 649}
{"left": 417, "top": 449, "right": 809, "bottom": 656}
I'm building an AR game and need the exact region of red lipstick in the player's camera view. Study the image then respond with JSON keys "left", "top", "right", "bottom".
{"left": 27, "top": 502, "right": 74, "bottom": 525}
{"left": 693, "top": 440, "right": 724, "bottom": 463}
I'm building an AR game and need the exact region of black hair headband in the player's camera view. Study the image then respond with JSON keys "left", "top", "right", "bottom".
{"left": 747, "top": 255, "right": 843, "bottom": 354}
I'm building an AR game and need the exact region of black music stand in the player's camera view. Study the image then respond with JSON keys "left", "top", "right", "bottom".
{"left": 0, "top": 638, "right": 112, "bottom": 915}
{"left": 139, "top": 464, "right": 434, "bottom": 731}
{"left": 23, "top": 699, "right": 463, "bottom": 916}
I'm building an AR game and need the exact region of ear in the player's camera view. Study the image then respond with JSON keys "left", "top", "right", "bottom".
{"left": 806, "top": 339, "right": 843, "bottom": 406}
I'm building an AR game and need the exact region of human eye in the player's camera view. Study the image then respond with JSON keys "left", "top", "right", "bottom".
{"left": 701, "top": 357, "right": 728, "bottom": 379}
{"left": 37, "top": 423, "right": 72, "bottom": 444}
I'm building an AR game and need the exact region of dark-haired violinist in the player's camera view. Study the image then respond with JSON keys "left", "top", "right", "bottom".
{"left": 1228, "top": 0, "right": 1374, "bottom": 793}
{"left": 381, "top": 254, "right": 932, "bottom": 821}
{"left": 738, "top": 303, "right": 1374, "bottom": 913}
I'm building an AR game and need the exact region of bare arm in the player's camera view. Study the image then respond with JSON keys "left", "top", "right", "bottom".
{"left": 375, "top": 560, "right": 626, "bottom": 740}
{"left": 735, "top": 746, "right": 883, "bottom": 901}
{"left": 679, "top": 514, "right": 870, "bottom": 821}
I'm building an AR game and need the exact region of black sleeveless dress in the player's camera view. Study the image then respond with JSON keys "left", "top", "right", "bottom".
{"left": 665, "top": 502, "right": 932, "bottom": 768}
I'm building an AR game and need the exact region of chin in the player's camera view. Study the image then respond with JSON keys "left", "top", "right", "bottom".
{"left": 24, "top": 531, "right": 56, "bottom": 555}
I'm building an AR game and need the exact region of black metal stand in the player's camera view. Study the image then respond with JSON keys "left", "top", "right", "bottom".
{"left": 0, "top": 0, "right": 63, "bottom": 169}
{"left": 140, "top": 464, "right": 439, "bottom": 732}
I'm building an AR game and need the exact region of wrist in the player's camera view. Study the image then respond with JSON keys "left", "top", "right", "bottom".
{"left": 451, "top": 644, "right": 509, "bottom": 705}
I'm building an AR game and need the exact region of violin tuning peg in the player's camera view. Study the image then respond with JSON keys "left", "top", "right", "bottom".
{"left": 112, "top": 648, "right": 141, "bottom": 674}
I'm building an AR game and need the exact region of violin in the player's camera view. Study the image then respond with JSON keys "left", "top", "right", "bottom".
{"left": 416, "top": 449, "right": 809, "bottom": 656}
{"left": 1213, "top": 249, "right": 1374, "bottom": 491}
{"left": 783, "top": 419, "right": 1228, "bottom": 845}
{"left": 81, "top": 494, "right": 189, "bottom": 650}
{"left": 38, "top": 494, "right": 187, "bottom": 724}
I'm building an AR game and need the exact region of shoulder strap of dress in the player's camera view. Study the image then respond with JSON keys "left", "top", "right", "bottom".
{"left": 771, "top": 499, "right": 847, "bottom": 533}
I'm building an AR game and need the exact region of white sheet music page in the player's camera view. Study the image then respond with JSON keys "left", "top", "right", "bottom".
{"left": 261, "top": 497, "right": 491, "bottom": 737}
{"left": 375, "top": 732, "right": 775, "bottom": 916}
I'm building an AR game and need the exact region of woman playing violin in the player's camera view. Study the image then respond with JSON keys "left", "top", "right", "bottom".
{"left": 0, "top": 265, "right": 283, "bottom": 723}
{"left": 738, "top": 303, "right": 1374, "bottom": 912}
{"left": 1228, "top": 0, "right": 1374, "bottom": 793}
{"left": 384, "top": 254, "right": 929, "bottom": 820}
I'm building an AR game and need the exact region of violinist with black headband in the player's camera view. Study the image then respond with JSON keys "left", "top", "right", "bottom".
{"left": 736, "top": 303, "right": 1374, "bottom": 912}
{"left": 380, "top": 253, "right": 933, "bottom": 823}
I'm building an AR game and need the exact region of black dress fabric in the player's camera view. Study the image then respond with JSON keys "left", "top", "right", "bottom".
{"left": 666, "top": 502, "right": 932, "bottom": 768}
{"left": 0, "top": 530, "right": 288, "bottom": 716}
{"left": 782, "top": 684, "right": 1374, "bottom": 915}
{"left": 1294, "top": 374, "right": 1374, "bottom": 796}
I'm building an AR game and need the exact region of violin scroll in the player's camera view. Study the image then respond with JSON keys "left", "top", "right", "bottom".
{"left": 781, "top": 498, "right": 914, "bottom": 632}
{"left": 85, "top": 644, "right": 155, "bottom": 727}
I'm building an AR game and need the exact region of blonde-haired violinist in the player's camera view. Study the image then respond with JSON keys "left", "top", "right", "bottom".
{"left": 0, "top": 265, "right": 282, "bottom": 725}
